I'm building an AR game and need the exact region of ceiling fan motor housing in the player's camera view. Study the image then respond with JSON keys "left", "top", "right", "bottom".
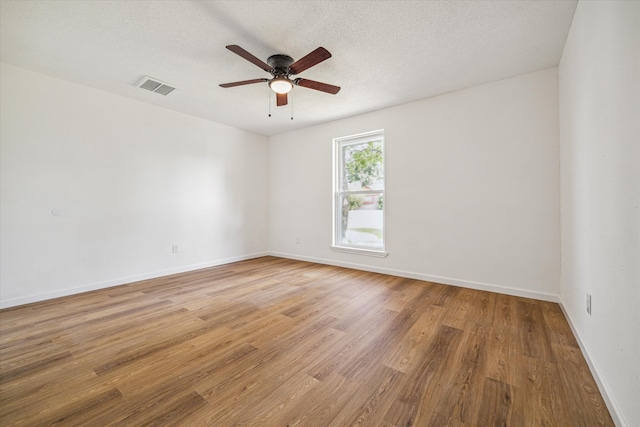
{"left": 267, "top": 55, "right": 294, "bottom": 77}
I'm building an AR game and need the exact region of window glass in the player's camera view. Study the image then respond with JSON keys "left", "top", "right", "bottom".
{"left": 333, "top": 131, "right": 385, "bottom": 254}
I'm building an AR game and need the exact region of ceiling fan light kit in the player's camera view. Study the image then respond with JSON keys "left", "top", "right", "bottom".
{"left": 269, "top": 77, "right": 293, "bottom": 94}
{"left": 220, "top": 45, "right": 340, "bottom": 108}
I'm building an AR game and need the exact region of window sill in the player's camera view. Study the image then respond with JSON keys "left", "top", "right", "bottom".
{"left": 330, "top": 245, "right": 388, "bottom": 258}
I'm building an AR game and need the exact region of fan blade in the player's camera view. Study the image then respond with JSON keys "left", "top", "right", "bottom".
{"left": 289, "top": 47, "right": 332, "bottom": 74}
{"left": 276, "top": 92, "right": 288, "bottom": 106}
{"left": 226, "top": 45, "right": 273, "bottom": 72}
{"left": 295, "top": 78, "right": 341, "bottom": 94}
{"left": 219, "top": 78, "right": 268, "bottom": 88}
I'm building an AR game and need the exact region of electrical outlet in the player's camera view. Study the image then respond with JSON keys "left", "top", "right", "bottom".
{"left": 172, "top": 244, "right": 179, "bottom": 253}
{"left": 586, "top": 293, "right": 591, "bottom": 315}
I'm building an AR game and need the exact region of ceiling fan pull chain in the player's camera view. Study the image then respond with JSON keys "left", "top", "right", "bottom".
{"left": 268, "top": 90, "right": 272, "bottom": 117}
{"left": 290, "top": 93, "right": 294, "bottom": 121}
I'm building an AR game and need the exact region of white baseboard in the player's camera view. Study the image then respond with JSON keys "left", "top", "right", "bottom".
{"left": 268, "top": 251, "right": 560, "bottom": 303}
{"left": 0, "top": 252, "right": 268, "bottom": 309}
{"left": 558, "top": 299, "right": 627, "bottom": 427}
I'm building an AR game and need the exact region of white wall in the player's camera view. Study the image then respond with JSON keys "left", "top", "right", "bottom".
{"left": 0, "top": 63, "right": 269, "bottom": 308}
{"left": 559, "top": 1, "right": 640, "bottom": 426}
{"left": 269, "top": 68, "right": 560, "bottom": 300}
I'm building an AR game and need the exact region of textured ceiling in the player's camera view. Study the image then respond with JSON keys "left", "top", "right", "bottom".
{"left": 0, "top": 0, "right": 577, "bottom": 136}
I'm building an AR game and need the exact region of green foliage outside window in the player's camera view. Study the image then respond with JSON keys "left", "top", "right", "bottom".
{"left": 348, "top": 194, "right": 364, "bottom": 210}
{"left": 345, "top": 141, "right": 383, "bottom": 187}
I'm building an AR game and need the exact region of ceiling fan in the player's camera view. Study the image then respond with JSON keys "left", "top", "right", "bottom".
{"left": 219, "top": 45, "right": 341, "bottom": 107}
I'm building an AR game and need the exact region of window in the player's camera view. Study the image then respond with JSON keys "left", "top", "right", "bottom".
{"left": 332, "top": 130, "right": 386, "bottom": 256}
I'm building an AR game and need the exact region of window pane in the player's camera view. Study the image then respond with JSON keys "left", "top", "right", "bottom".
{"left": 339, "top": 193, "right": 383, "bottom": 248}
{"left": 333, "top": 130, "right": 385, "bottom": 254}
{"left": 341, "top": 140, "right": 384, "bottom": 192}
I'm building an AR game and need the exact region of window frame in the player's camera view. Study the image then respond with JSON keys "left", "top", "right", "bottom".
{"left": 331, "top": 129, "right": 387, "bottom": 257}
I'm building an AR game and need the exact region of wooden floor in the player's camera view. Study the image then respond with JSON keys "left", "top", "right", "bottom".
{"left": 0, "top": 256, "right": 613, "bottom": 426}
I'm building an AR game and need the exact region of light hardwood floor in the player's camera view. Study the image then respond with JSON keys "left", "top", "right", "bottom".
{"left": 0, "top": 256, "right": 613, "bottom": 426}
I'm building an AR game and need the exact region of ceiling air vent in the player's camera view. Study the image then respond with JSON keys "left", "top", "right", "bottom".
{"left": 135, "top": 76, "right": 176, "bottom": 96}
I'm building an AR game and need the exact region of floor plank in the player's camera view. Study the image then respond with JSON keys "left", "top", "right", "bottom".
{"left": 0, "top": 256, "right": 614, "bottom": 426}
